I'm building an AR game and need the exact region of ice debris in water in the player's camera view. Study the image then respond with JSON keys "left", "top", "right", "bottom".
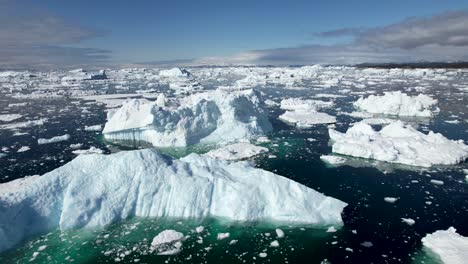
{"left": 384, "top": 197, "right": 398, "bottom": 203}
{"left": 353, "top": 91, "right": 439, "bottom": 117}
{"left": 401, "top": 218, "right": 415, "bottom": 226}
{"left": 151, "top": 230, "right": 184, "bottom": 255}
{"left": 329, "top": 121, "right": 468, "bottom": 167}
{"left": 421, "top": 227, "right": 468, "bottom": 264}
{"left": 103, "top": 89, "right": 272, "bottom": 147}
{"left": 320, "top": 155, "right": 346, "bottom": 166}
{"left": 0, "top": 149, "right": 346, "bottom": 252}
{"left": 204, "top": 142, "right": 268, "bottom": 161}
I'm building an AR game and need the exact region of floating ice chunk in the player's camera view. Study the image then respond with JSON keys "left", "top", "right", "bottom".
{"left": 37, "top": 134, "right": 70, "bottom": 145}
{"left": 84, "top": 125, "right": 102, "bottom": 131}
{"left": 329, "top": 121, "right": 468, "bottom": 167}
{"left": 0, "top": 118, "right": 47, "bottom": 130}
{"left": 204, "top": 143, "right": 268, "bottom": 161}
{"left": 0, "top": 149, "right": 346, "bottom": 252}
{"left": 17, "top": 146, "right": 30, "bottom": 153}
{"left": 195, "top": 226, "right": 204, "bottom": 233}
{"left": 151, "top": 230, "right": 184, "bottom": 255}
{"left": 275, "top": 229, "right": 284, "bottom": 238}
{"left": 217, "top": 233, "right": 230, "bottom": 240}
{"left": 353, "top": 91, "right": 439, "bottom": 117}
{"left": 320, "top": 155, "right": 346, "bottom": 165}
{"left": 326, "top": 226, "right": 337, "bottom": 233}
{"left": 270, "top": 240, "right": 279, "bottom": 247}
{"left": 279, "top": 98, "right": 336, "bottom": 127}
{"left": 259, "top": 252, "right": 267, "bottom": 258}
{"left": 401, "top": 218, "right": 415, "bottom": 226}
{"left": 0, "top": 114, "right": 22, "bottom": 122}
{"left": 103, "top": 89, "right": 272, "bottom": 147}
{"left": 72, "top": 147, "right": 104, "bottom": 155}
{"left": 279, "top": 110, "right": 336, "bottom": 128}
{"left": 70, "top": 143, "right": 83, "bottom": 149}
{"left": 37, "top": 245, "right": 47, "bottom": 251}
{"left": 421, "top": 227, "right": 468, "bottom": 264}
{"left": 430, "top": 179, "right": 444, "bottom": 185}
{"left": 384, "top": 197, "right": 398, "bottom": 203}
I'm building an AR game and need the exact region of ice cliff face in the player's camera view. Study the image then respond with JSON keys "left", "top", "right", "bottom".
{"left": 102, "top": 89, "right": 272, "bottom": 147}
{"left": 0, "top": 149, "right": 346, "bottom": 253}
{"left": 353, "top": 91, "right": 439, "bottom": 117}
{"left": 329, "top": 121, "right": 468, "bottom": 167}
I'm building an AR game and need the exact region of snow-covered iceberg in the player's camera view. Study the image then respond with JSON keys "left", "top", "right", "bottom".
{"left": 0, "top": 149, "right": 346, "bottom": 252}
{"left": 329, "top": 121, "right": 468, "bottom": 167}
{"left": 103, "top": 89, "right": 272, "bottom": 147}
{"left": 421, "top": 227, "right": 468, "bottom": 264}
{"left": 353, "top": 91, "right": 439, "bottom": 117}
{"left": 279, "top": 98, "right": 336, "bottom": 128}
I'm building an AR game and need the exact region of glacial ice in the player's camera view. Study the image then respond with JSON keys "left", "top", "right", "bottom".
{"left": 103, "top": 89, "right": 272, "bottom": 147}
{"left": 353, "top": 91, "right": 439, "bottom": 117}
{"left": 204, "top": 142, "right": 268, "bottom": 161}
{"left": 421, "top": 227, "right": 468, "bottom": 264}
{"left": 329, "top": 121, "right": 468, "bottom": 167}
{"left": 0, "top": 149, "right": 347, "bottom": 252}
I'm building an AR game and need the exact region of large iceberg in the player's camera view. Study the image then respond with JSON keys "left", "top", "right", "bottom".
{"left": 329, "top": 121, "right": 468, "bottom": 167}
{"left": 103, "top": 89, "right": 272, "bottom": 147}
{"left": 421, "top": 227, "right": 468, "bottom": 264}
{"left": 0, "top": 149, "right": 346, "bottom": 252}
{"left": 353, "top": 91, "right": 439, "bottom": 117}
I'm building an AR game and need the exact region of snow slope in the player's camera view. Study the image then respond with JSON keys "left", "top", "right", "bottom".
{"left": 103, "top": 89, "right": 272, "bottom": 147}
{"left": 0, "top": 149, "right": 346, "bottom": 252}
{"left": 421, "top": 227, "right": 468, "bottom": 264}
{"left": 329, "top": 121, "right": 468, "bottom": 167}
{"left": 353, "top": 91, "right": 439, "bottom": 117}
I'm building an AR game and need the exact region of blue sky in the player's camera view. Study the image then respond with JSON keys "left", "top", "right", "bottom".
{"left": 2, "top": 0, "right": 468, "bottom": 66}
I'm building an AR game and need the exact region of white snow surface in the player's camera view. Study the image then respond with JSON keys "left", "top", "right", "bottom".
{"left": 204, "top": 143, "right": 268, "bottom": 161}
{"left": 0, "top": 149, "right": 346, "bottom": 252}
{"left": 421, "top": 227, "right": 468, "bottom": 264}
{"left": 103, "top": 89, "right": 272, "bottom": 147}
{"left": 329, "top": 121, "right": 468, "bottom": 167}
{"left": 353, "top": 91, "right": 439, "bottom": 117}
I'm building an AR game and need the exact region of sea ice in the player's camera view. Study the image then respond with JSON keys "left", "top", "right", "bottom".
{"left": 329, "top": 121, "right": 468, "bottom": 167}
{"left": 0, "top": 114, "right": 22, "bottom": 122}
{"left": 320, "top": 155, "right": 346, "bottom": 165}
{"left": 204, "top": 143, "right": 268, "bottom": 161}
{"left": 401, "top": 218, "right": 415, "bottom": 226}
{"left": 103, "top": 89, "right": 272, "bottom": 147}
{"left": 353, "top": 91, "right": 439, "bottom": 117}
{"left": 72, "top": 147, "right": 104, "bottom": 155}
{"left": 421, "top": 227, "right": 468, "bottom": 264}
{"left": 84, "top": 125, "right": 102, "bottom": 131}
{"left": 0, "top": 149, "right": 346, "bottom": 252}
{"left": 151, "top": 230, "right": 184, "bottom": 255}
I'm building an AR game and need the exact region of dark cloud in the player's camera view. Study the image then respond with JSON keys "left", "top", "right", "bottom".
{"left": 0, "top": 1, "right": 110, "bottom": 68}
{"left": 318, "top": 10, "right": 468, "bottom": 49}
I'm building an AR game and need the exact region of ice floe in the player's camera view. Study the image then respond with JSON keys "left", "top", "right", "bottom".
{"left": 329, "top": 121, "right": 468, "bottom": 167}
{"left": 0, "top": 149, "right": 346, "bottom": 252}
{"left": 0, "top": 114, "right": 22, "bottom": 122}
{"left": 37, "top": 134, "right": 71, "bottom": 145}
{"left": 103, "top": 89, "right": 272, "bottom": 147}
{"left": 151, "top": 230, "right": 184, "bottom": 255}
{"left": 353, "top": 91, "right": 439, "bottom": 117}
{"left": 421, "top": 227, "right": 468, "bottom": 264}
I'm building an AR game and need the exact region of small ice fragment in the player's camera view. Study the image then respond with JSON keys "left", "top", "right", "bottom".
{"left": 217, "top": 233, "right": 230, "bottom": 240}
{"left": 384, "top": 197, "right": 398, "bottom": 203}
{"left": 401, "top": 218, "right": 415, "bottom": 226}
{"left": 275, "top": 229, "right": 285, "bottom": 238}
{"left": 270, "top": 240, "right": 279, "bottom": 247}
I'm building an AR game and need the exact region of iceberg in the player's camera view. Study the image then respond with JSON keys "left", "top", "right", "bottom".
{"left": 103, "top": 89, "right": 272, "bottom": 147}
{"left": 353, "top": 91, "right": 439, "bottom": 117}
{"left": 0, "top": 149, "right": 346, "bottom": 253}
{"left": 421, "top": 227, "right": 468, "bottom": 264}
{"left": 279, "top": 98, "right": 336, "bottom": 128}
{"left": 329, "top": 121, "right": 468, "bottom": 167}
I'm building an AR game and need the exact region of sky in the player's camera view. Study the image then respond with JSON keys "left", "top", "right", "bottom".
{"left": 2, "top": 0, "right": 468, "bottom": 67}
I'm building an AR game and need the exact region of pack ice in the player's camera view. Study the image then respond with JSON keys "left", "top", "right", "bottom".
{"left": 0, "top": 149, "right": 346, "bottom": 252}
{"left": 103, "top": 89, "right": 272, "bottom": 147}
{"left": 421, "top": 227, "right": 468, "bottom": 264}
{"left": 353, "top": 91, "right": 439, "bottom": 117}
{"left": 329, "top": 121, "right": 468, "bottom": 167}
